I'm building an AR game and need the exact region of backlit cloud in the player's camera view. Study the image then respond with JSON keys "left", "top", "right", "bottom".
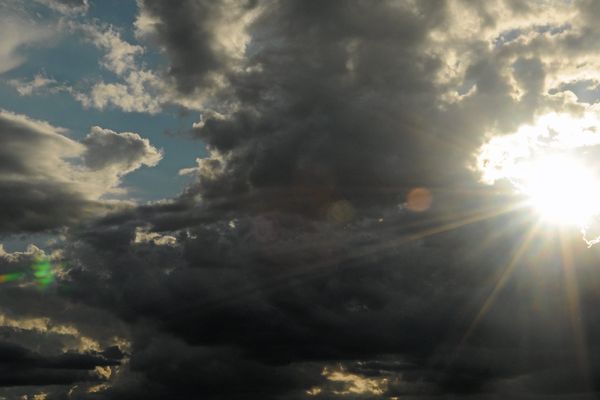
{"left": 0, "top": 110, "right": 161, "bottom": 233}
{"left": 6, "top": 1, "right": 600, "bottom": 399}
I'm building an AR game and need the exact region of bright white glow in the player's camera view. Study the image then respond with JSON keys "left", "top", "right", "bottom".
{"left": 476, "top": 112, "right": 600, "bottom": 238}
{"left": 521, "top": 155, "right": 600, "bottom": 225}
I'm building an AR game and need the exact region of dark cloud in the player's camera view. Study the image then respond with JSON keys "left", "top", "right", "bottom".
{"left": 47, "top": 1, "right": 600, "bottom": 398}
{"left": 136, "top": 0, "right": 259, "bottom": 96}
{"left": 187, "top": 0, "right": 454, "bottom": 216}
{"left": 158, "top": 0, "right": 568, "bottom": 223}
{"left": 0, "top": 248, "right": 127, "bottom": 399}
{"left": 8, "top": 0, "right": 600, "bottom": 399}
{"left": 0, "top": 341, "right": 119, "bottom": 386}
{"left": 58, "top": 206, "right": 600, "bottom": 399}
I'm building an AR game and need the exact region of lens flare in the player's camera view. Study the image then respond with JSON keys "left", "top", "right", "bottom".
{"left": 0, "top": 272, "right": 25, "bottom": 284}
{"left": 32, "top": 257, "right": 55, "bottom": 288}
{"left": 405, "top": 187, "right": 433, "bottom": 212}
{"left": 0, "top": 257, "right": 59, "bottom": 288}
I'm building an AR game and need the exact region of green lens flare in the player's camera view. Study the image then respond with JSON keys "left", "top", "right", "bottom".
{"left": 31, "top": 257, "right": 55, "bottom": 288}
{"left": 0, "top": 272, "right": 25, "bottom": 283}
{"left": 0, "top": 257, "right": 59, "bottom": 288}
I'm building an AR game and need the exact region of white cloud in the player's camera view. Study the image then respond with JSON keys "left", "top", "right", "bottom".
{"left": 79, "top": 23, "right": 144, "bottom": 76}
{"left": 7, "top": 73, "right": 63, "bottom": 96}
{"left": 0, "top": 16, "right": 50, "bottom": 74}
{"left": 76, "top": 70, "right": 165, "bottom": 114}
{"left": 72, "top": 22, "right": 168, "bottom": 114}
{"left": 475, "top": 112, "right": 600, "bottom": 186}
{"left": 35, "top": 0, "right": 89, "bottom": 15}
{"left": 134, "top": 226, "right": 177, "bottom": 246}
{"left": 83, "top": 126, "right": 163, "bottom": 174}
{"left": 78, "top": 125, "right": 163, "bottom": 197}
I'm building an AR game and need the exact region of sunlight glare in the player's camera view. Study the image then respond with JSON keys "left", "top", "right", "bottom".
{"left": 522, "top": 155, "right": 600, "bottom": 225}
{"left": 476, "top": 112, "right": 600, "bottom": 238}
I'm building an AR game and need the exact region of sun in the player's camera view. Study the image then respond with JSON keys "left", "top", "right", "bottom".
{"left": 475, "top": 112, "right": 600, "bottom": 231}
{"left": 475, "top": 112, "right": 600, "bottom": 244}
{"left": 521, "top": 155, "right": 600, "bottom": 225}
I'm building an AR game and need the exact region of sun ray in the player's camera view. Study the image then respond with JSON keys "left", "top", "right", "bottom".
{"left": 459, "top": 221, "right": 540, "bottom": 346}
{"left": 559, "top": 229, "right": 591, "bottom": 387}
{"left": 475, "top": 112, "right": 600, "bottom": 245}
{"left": 399, "top": 202, "right": 526, "bottom": 245}
{"left": 169, "top": 200, "right": 525, "bottom": 320}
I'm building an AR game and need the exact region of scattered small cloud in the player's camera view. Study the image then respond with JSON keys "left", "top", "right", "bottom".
{"left": 7, "top": 73, "right": 67, "bottom": 96}
{"left": 35, "top": 0, "right": 89, "bottom": 15}
{"left": 71, "top": 22, "right": 167, "bottom": 114}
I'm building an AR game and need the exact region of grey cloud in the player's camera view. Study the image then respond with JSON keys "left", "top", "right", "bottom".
{"left": 0, "top": 110, "right": 161, "bottom": 234}
{"left": 176, "top": 0, "right": 456, "bottom": 219}
{"left": 61, "top": 204, "right": 600, "bottom": 399}
{"left": 68, "top": 1, "right": 600, "bottom": 398}
{"left": 10, "top": 0, "right": 600, "bottom": 399}
{"left": 0, "top": 246, "right": 128, "bottom": 398}
{"left": 0, "top": 110, "right": 97, "bottom": 233}
{"left": 0, "top": 340, "right": 121, "bottom": 388}
{"left": 550, "top": 79, "right": 600, "bottom": 104}
{"left": 136, "top": 0, "right": 259, "bottom": 97}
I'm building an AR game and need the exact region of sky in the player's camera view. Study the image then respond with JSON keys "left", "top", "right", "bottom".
{"left": 6, "top": 0, "right": 600, "bottom": 398}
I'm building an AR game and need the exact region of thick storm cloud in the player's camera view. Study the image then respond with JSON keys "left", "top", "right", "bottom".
{"left": 5, "top": 0, "right": 600, "bottom": 399}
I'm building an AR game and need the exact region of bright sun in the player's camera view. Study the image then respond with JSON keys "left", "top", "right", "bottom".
{"left": 522, "top": 155, "right": 600, "bottom": 225}
{"left": 476, "top": 113, "right": 600, "bottom": 233}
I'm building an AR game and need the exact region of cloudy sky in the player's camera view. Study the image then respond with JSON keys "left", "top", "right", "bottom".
{"left": 6, "top": 0, "right": 600, "bottom": 398}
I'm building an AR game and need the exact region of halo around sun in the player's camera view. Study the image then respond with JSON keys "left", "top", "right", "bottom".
{"left": 522, "top": 155, "right": 600, "bottom": 225}
{"left": 476, "top": 113, "right": 600, "bottom": 242}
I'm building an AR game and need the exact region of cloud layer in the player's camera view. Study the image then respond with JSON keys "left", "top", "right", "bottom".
{"left": 7, "top": 0, "right": 600, "bottom": 399}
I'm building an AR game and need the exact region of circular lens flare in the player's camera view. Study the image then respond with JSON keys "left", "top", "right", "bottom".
{"left": 405, "top": 187, "right": 433, "bottom": 212}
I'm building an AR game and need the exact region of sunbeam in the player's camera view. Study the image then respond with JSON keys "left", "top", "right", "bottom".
{"left": 460, "top": 221, "right": 540, "bottom": 346}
